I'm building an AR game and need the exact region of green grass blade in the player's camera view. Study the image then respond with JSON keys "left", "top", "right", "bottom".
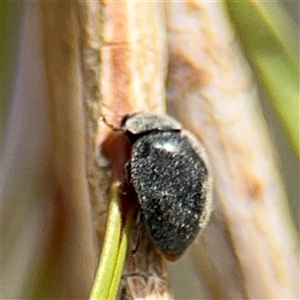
{"left": 89, "top": 182, "right": 122, "bottom": 300}
{"left": 226, "top": 1, "right": 299, "bottom": 159}
{"left": 108, "top": 212, "right": 133, "bottom": 300}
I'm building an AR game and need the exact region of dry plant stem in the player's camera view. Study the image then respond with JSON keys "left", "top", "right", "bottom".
{"left": 77, "top": 1, "right": 170, "bottom": 299}
{"left": 166, "top": 2, "right": 298, "bottom": 299}
{"left": 38, "top": 2, "right": 95, "bottom": 298}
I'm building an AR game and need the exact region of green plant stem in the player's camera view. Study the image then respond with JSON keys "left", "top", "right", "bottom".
{"left": 89, "top": 182, "right": 122, "bottom": 300}
{"left": 108, "top": 212, "right": 133, "bottom": 300}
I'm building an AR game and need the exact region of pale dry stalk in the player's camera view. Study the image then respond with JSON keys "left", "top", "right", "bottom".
{"left": 38, "top": 2, "right": 95, "bottom": 298}
{"left": 166, "top": 2, "right": 298, "bottom": 299}
{"left": 77, "top": 1, "right": 171, "bottom": 299}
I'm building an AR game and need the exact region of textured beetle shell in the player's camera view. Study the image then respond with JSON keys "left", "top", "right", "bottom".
{"left": 124, "top": 113, "right": 212, "bottom": 260}
{"left": 122, "top": 113, "right": 181, "bottom": 136}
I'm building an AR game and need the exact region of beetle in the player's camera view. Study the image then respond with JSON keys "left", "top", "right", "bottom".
{"left": 119, "top": 113, "right": 212, "bottom": 261}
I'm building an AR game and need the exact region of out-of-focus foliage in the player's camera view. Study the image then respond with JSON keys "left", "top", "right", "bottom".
{"left": 1, "top": 1, "right": 21, "bottom": 131}
{"left": 226, "top": 0, "right": 299, "bottom": 159}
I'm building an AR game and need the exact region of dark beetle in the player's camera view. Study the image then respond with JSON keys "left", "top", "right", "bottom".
{"left": 120, "top": 113, "right": 212, "bottom": 261}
